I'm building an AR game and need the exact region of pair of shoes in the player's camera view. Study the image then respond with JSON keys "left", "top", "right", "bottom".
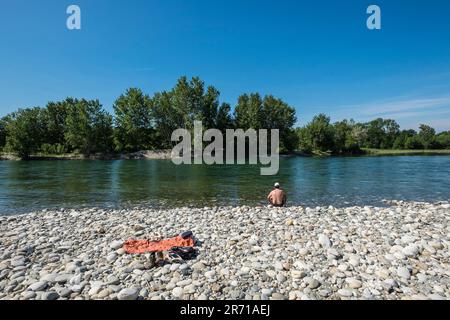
{"left": 166, "top": 250, "right": 184, "bottom": 263}
{"left": 171, "top": 246, "right": 196, "bottom": 260}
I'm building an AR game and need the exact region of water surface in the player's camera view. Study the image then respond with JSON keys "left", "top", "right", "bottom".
{"left": 0, "top": 156, "right": 449, "bottom": 214}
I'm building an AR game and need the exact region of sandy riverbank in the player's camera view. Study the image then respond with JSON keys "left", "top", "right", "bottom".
{"left": 0, "top": 201, "right": 448, "bottom": 300}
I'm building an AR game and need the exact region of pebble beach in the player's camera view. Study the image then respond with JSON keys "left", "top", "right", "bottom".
{"left": 0, "top": 201, "right": 449, "bottom": 300}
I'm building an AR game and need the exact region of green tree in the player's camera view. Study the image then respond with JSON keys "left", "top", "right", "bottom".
{"left": 260, "top": 95, "right": 297, "bottom": 151}
{"left": 381, "top": 119, "right": 400, "bottom": 149}
{"left": 216, "top": 103, "right": 234, "bottom": 131}
{"left": 0, "top": 116, "right": 8, "bottom": 151}
{"left": 405, "top": 135, "right": 424, "bottom": 149}
{"left": 418, "top": 124, "right": 436, "bottom": 149}
{"left": 201, "top": 86, "right": 220, "bottom": 129}
{"left": 363, "top": 118, "right": 399, "bottom": 149}
{"left": 297, "top": 127, "right": 313, "bottom": 153}
{"left": 38, "top": 99, "right": 72, "bottom": 153}
{"left": 349, "top": 124, "right": 368, "bottom": 148}
{"left": 234, "top": 93, "right": 297, "bottom": 151}
{"left": 152, "top": 91, "right": 185, "bottom": 149}
{"left": 169, "top": 76, "right": 220, "bottom": 130}
{"left": 151, "top": 76, "right": 227, "bottom": 148}
{"left": 332, "top": 119, "right": 361, "bottom": 153}
{"left": 280, "top": 129, "right": 299, "bottom": 153}
{"left": 333, "top": 120, "right": 350, "bottom": 153}
{"left": 393, "top": 129, "right": 416, "bottom": 149}
{"left": 113, "top": 88, "right": 154, "bottom": 152}
{"left": 436, "top": 131, "right": 450, "bottom": 149}
{"left": 65, "top": 99, "right": 114, "bottom": 155}
{"left": 364, "top": 118, "right": 384, "bottom": 148}
{"left": 4, "top": 108, "right": 46, "bottom": 159}
{"left": 234, "top": 93, "right": 263, "bottom": 130}
{"left": 301, "top": 114, "right": 335, "bottom": 152}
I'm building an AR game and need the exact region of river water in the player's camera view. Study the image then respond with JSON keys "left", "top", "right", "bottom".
{"left": 0, "top": 156, "right": 449, "bottom": 214}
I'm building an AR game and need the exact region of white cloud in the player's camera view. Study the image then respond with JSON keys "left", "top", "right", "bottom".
{"left": 305, "top": 94, "right": 450, "bottom": 131}
{"left": 359, "top": 97, "right": 450, "bottom": 117}
{"left": 331, "top": 96, "right": 450, "bottom": 118}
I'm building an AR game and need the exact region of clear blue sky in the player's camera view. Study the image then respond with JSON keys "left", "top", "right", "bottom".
{"left": 1, "top": 0, "right": 449, "bottom": 131}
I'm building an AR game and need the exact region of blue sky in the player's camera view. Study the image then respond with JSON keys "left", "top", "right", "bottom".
{"left": 1, "top": 0, "right": 449, "bottom": 131}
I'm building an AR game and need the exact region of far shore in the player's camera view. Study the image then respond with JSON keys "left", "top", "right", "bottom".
{"left": 361, "top": 148, "right": 450, "bottom": 156}
{"left": 1, "top": 148, "right": 450, "bottom": 161}
{"left": 0, "top": 150, "right": 173, "bottom": 161}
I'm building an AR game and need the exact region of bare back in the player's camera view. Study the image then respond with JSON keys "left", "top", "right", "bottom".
{"left": 267, "top": 188, "right": 286, "bottom": 206}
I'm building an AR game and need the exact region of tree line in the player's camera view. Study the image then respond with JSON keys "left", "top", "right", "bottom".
{"left": 0, "top": 77, "right": 296, "bottom": 159}
{"left": 0, "top": 76, "right": 449, "bottom": 159}
{"left": 297, "top": 115, "right": 450, "bottom": 154}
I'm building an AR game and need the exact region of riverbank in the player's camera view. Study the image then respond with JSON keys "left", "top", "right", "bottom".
{"left": 362, "top": 148, "right": 450, "bottom": 156}
{"left": 2, "top": 148, "right": 450, "bottom": 161}
{"left": 0, "top": 150, "right": 173, "bottom": 161}
{"left": 0, "top": 201, "right": 448, "bottom": 300}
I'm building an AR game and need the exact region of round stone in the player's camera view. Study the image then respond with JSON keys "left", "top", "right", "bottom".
{"left": 402, "top": 245, "right": 419, "bottom": 257}
{"left": 172, "top": 287, "right": 184, "bottom": 298}
{"left": 42, "top": 292, "right": 60, "bottom": 300}
{"left": 346, "top": 278, "right": 362, "bottom": 289}
{"left": 117, "top": 288, "right": 139, "bottom": 300}
{"left": 397, "top": 267, "right": 411, "bottom": 280}
{"left": 28, "top": 281, "right": 47, "bottom": 292}
{"left": 338, "top": 289, "right": 353, "bottom": 297}
{"left": 318, "top": 234, "right": 331, "bottom": 248}
{"left": 110, "top": 240, "right": 123, "bottom": 250}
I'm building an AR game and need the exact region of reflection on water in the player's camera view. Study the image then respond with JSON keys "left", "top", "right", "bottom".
{"left": 0, "top": 156, "right": 449, "bottom": 214}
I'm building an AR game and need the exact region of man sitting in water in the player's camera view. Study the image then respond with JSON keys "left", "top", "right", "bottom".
{"left": 267, "top": 182, "right": 286, "bottom": 207}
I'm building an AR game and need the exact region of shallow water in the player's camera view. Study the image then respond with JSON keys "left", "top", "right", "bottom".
{"left": 0, "top": 156, "right": 449, "bottom": 214}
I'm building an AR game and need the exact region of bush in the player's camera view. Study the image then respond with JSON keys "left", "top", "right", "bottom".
{"left": 405, "top": 136, "right": 424, "bottom": 149}
{"left": 40, "top": 143, "right": 67, "bottom": 155}
{"left": 0, "top": 118, "right": 6, "bottom": 151}
{"left": 4, "top": 108, "right": 46, "bottom": 159}
{"left": 436, "top": 131, "right": 450, "bottom": 149}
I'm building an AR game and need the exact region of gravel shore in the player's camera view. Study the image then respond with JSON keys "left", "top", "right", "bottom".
{"left": 0, "top": 201, "right": 449, "bottom": 300}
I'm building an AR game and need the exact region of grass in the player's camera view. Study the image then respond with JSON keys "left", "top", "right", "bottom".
{"left": 362, "top": 148, "right": 450, "bottom": 156}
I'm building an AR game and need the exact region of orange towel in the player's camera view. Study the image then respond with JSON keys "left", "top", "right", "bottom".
{"left": 124, "top": 235, "right": 195, "bottom": 254}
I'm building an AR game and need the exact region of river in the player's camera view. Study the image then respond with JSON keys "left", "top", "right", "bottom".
{"left": 0, "top": 156, "right": 449, "bottom": 214}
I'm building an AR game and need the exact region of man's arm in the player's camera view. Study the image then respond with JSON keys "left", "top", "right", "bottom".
{"left": 267, "top": 191, "right": 273, "bottom": 204}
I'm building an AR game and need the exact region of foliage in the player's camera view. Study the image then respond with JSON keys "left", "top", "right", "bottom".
{"left": 418, "top": 124, "right": 437, "bottom": 149}
{"left": 113, "top": 88, "right": 154, "bottom": 152}
{"left": 151, "top": 77, "right": 225, "bottom": 148}
{"left": 0, "top": 116, "right": 8, "bottom": 151}
{"left": 2, "top": 76, "right": 449, "bottom": 158}
{"left": 332, "top": 119, "right": 360, "bottom": 153}
{"left": 215, "top": 103, "right": 234, "bottom": 131}
{"left": 363, "top": 118, "right": 400, "bottom": 149}
{"left": 299, "top": 114, "right": 335, "bottom": 152}
{"left": 42, "top": 100, "right": 70, "bottom": 146}
{"left": 40, "top": 143, "right": 67, "bottom": 155}
{"left": 234, "top": 93, "right": 263, "bottom": 130}
{"left": 436, "top": 131, "right": 450, "bottom": 149}
{"left": 4, "top": 108, "right": 46, "bottom": 159}
{"left": 65, "top": 99, "right": 114, "bottom": 155}
{"left": 233, "top": 93, "right": 298, "bottom": 152}
{"left": 404, "top": 135, "right": 424, "bottom": 149}
{"left": 393, "top": 130, "right": 416, "bottom": 149}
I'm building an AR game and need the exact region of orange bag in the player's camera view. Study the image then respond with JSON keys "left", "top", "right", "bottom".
{"left": 124, "top": 235, "right": 195, "bottom": 254}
